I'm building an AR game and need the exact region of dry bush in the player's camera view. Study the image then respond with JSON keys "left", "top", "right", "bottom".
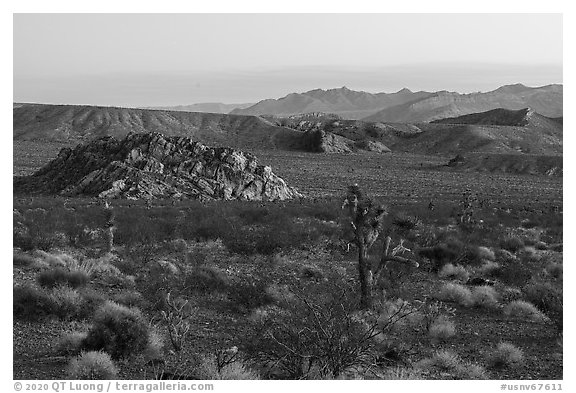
{"left": 37, "top": 267, "right": 89, "bottom": 289}
{"left": 471, "top": 286, "right": 499, "bottom": 309}
{"left": 56, "top": 331, "right": 88, "bottom": 356}
{"left": 500, "top": 237, "right": 525, "bottom": 253}
{"left": 487, "top": 342, "right": 524, "bottom": 369}
{"left": 416, "top": 350, "right": 488, "bottom": 379}
{"left": 503, "top": 300, "right": 547, "bottom": 322}
{"left": 428, "top": 316, "right": 456, "bottom": 341}
{"left": 143, "top": 326, "right": 165, "bottom": 362}
{"left": 545, "top": 262, "right": 563, "bottom": 280}
{"left": 195, "top": 349, "right": 259, "bottom": 380}
{"left": 477, "top": 246, "right": 496, "bottom": 261}
{"left": 83, "top": 301, "right": 150, "bottom": 359}
{"left": 66, "top": 351, "right": 118, "bottom": 380}
{"left": 49, "top": 286, "right": 85, "bottom": 320}
{"left": 437, "top": 283, "right": 474, "bottom": 307}
{"left": 13, "top": 284, "right": 55, "bottom": 321}
{"left": 478, "top": 261, "right": 500, "bottom": 277}
{"left": 438, "top": 264, "right": 470, "bottom": 282}
{"left": 380, "top": 367, "right": 423, "bottom": 380}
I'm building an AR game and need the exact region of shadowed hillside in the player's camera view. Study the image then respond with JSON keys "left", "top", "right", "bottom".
{"left": 13, "top": 104, "right": 305, "bottom": 150}
{"left": 146, "top": 102, "right": 254, "bottom": 114}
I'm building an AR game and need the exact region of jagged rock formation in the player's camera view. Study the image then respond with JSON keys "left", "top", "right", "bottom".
{"left": 14, "top": 132, "right": 302, "bottom": 201}
{"left": 301, "top": 129, "right": 353, "bottom": 153}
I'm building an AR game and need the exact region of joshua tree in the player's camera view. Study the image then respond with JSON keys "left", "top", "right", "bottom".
{"left": 342, "top": 185, "right": 388, "bottom": 309}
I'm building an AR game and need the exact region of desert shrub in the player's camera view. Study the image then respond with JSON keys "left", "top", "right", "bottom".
{"left": 428, "top": 316, "right": 456, "bottom": 341}
{"left": 78, "top": 288, "right": 109, "bottom": 316}
{"left": 56, "top": 331, "right": 88, "bottom": 356}
{"left": 83, "top": 301, "right": 150, "bottom": 359}
{"left": 13, "top": 284, "right": 55, "bottom": 321}
{"left": 183, "top": 266, "right": 229, "bottom": 294}
{"left": 112, "top": 291, "right": 144, "bottom": 308}
{"left": 265, "top": 284, "right": 296, "bottom": 307}
{"left": 195, "top": 351, "right": 259, "bottom": 380}
{"left": 545, "top": 263, "right": 563, "bottom": 280}
{"left": 490, "top": 258, "right": 534, "bottom": 286}
{"left": 37, "top": 267, "right": 89, "bottom": 289}
{"left": 478, "top": 260, "right": 500, "bottom": 277}
{"left": 471, "top": 286, "right": 499, "bottom": 309}
{"left": 299, "top": 264, "right": 324, "bottom": 281}
{"left": 416, "top": 350, "right": 462, "bottom": 372}
{"left": 243, "top": 283, "right": 384, "bottom": 379}
{"left": 415, "top": 350, "right": 488, "bottom": 379}
{"left": 66, "top": 351, "right": 118, "bottom": 380}
{"left": 13, "top": 253, "right": 36, "bottom": 267}
{"left": 438, "top": 264, "right": 469, "bottom": 282}
{"left": 49, "top": 286, "right": 85, "bottom": 320}
{"left": 417, "top": 238, "right": 463, "bottom": 272}
{"left": 476, "top": 246, "right": 496, "bottom": 261}
{"left": 143, "top": 327, "right": 165, "bottom": 362}
{"left": 227, "top": 278, "right": 275, "bottom": 312}
{"left": 523, "top": 279, "right": 563, "bottom": 331}
{"left": 503, "top": 300, "right": 547, "bottom": 322}
{"left": 500, "top": 236, "right": 524, "bottom": 253}
{"left": 436, "top": 283, "right": 474, "bottom": 307}
{"left": 487, "top": 342, "right": 524, "bottom": 369}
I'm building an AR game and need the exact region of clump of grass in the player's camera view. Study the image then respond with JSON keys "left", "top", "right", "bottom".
{"left": 37, "top": 267, "right": 89, "bottom": 289}
{"left": 66, "top": 351, "right": 118, "bottom": 380}
{"left": 476, "top": 246, "right": 495, "bottom": 261}
{"left": 112, "top": 290, "right": 144, "bottom": 308}
{"left": 380, "top": 367, "right": 423, "bottom": 380}
{"left": 503, "top": 300, "right": 547, "bottom": 322}
{"left": 49, "top": 286, "right": 85, "bottom": 320}
{"left": 83, "top": 301, "right": 150, "bottom": 359}
{"left": 56, "top": 331, "right": 88, "bottom": 356}
{"left": 438, "top": 264, "right": 470, "bottom": 282}
{"left": 436, "top": 283, "right": 474, "bottom": 307}
{"left": 428, "top": 316, "right": 456, "bottom": 341}
{"left": 471, "top": 286, "right": 499, "bottom": 309}
{"left": 416, "top": 350, "right": 488, "bottom": 379}
{"left": 478, "top": 260, "right": 500, "bottom": 277}
{"left": 500, "top": 236, "right": 525, "bottom": 253}
{"left": 183, "top": 266, "right": 229, "bottom": 294}
{"left": 487, "top": 342, "right": 524, "bottom": 369}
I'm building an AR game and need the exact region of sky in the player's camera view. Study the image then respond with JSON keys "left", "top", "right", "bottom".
{"left": 13, "top": 13, "right": 563, "bottom": 106}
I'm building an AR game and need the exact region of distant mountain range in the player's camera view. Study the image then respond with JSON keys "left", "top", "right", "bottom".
{"left": 230, "top": 84, "right": 562, "bottom": 122}
{"left": 145, "top": 102, "right": 253, "bottom": 114}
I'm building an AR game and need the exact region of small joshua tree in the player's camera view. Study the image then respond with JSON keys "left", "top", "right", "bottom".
{"left": 102, "top": 199, "right": 116, "bottom": 253}
{"left": 342, "top": 185, "right": 388, "bottom": 309}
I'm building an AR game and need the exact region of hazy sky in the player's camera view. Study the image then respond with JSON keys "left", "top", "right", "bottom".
{"left": 13, "top": 13, "right": 563, "bottom": 106}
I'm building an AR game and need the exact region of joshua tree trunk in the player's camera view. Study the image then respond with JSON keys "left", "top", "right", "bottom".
{"left": 358, "top": 243, "right": 373, "bottom": 309}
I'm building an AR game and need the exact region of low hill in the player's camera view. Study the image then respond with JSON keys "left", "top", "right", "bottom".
{"left": 13, "top": 103, "right": 305, "bottom": 151}
{"left": 231, "top": 87, "right": 434, "bottom": 119}
{"left": 363, "top": 84, "right": 563, "bottom": 123}
{"left": 431, "top": 107, "right": 562, "bottom": 129}
{"left": 145, "top": 102, "right": 253, "bottom": 114}
{"left": 14, "top": 132, "right": 301, "bottom": 200}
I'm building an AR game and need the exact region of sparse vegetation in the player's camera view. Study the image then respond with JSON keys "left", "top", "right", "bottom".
{"left": 66, "top": 351, "right": 118, "bottom": 380}
{"left": 487, "top": 343, "right": 525, "bottom": 369}
{"left": 437, "top": 283, "right": 474, "bottom": 307}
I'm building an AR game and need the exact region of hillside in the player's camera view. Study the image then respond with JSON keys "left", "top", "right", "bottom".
{"left": 12, "top": 103, "right": 304, "bottom": 151}
{"left": 146, "top": 102, "right": 253, "bottom": 114}
{"left": 364, "top": 84, "right": 563, "bottom": 123}
{"left": 231, "top": 87, "right": 434, "bottom": 119}
{"left": 443, "top": 153, "right": 563, "bottom": 177}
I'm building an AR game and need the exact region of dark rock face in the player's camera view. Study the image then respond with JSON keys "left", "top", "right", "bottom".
{"left": 14, "top": 132, "right": 302, "bottom": 201}
{"left": 301, "top": 129, "right": 353, "bottom": 153}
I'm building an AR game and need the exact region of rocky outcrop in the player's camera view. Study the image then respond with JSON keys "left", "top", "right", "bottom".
{"left": 301, "top": 129, "right": 353, "bottom": 153}
{"left": 14, "top": 132, "right": 302, "bottom": 201}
